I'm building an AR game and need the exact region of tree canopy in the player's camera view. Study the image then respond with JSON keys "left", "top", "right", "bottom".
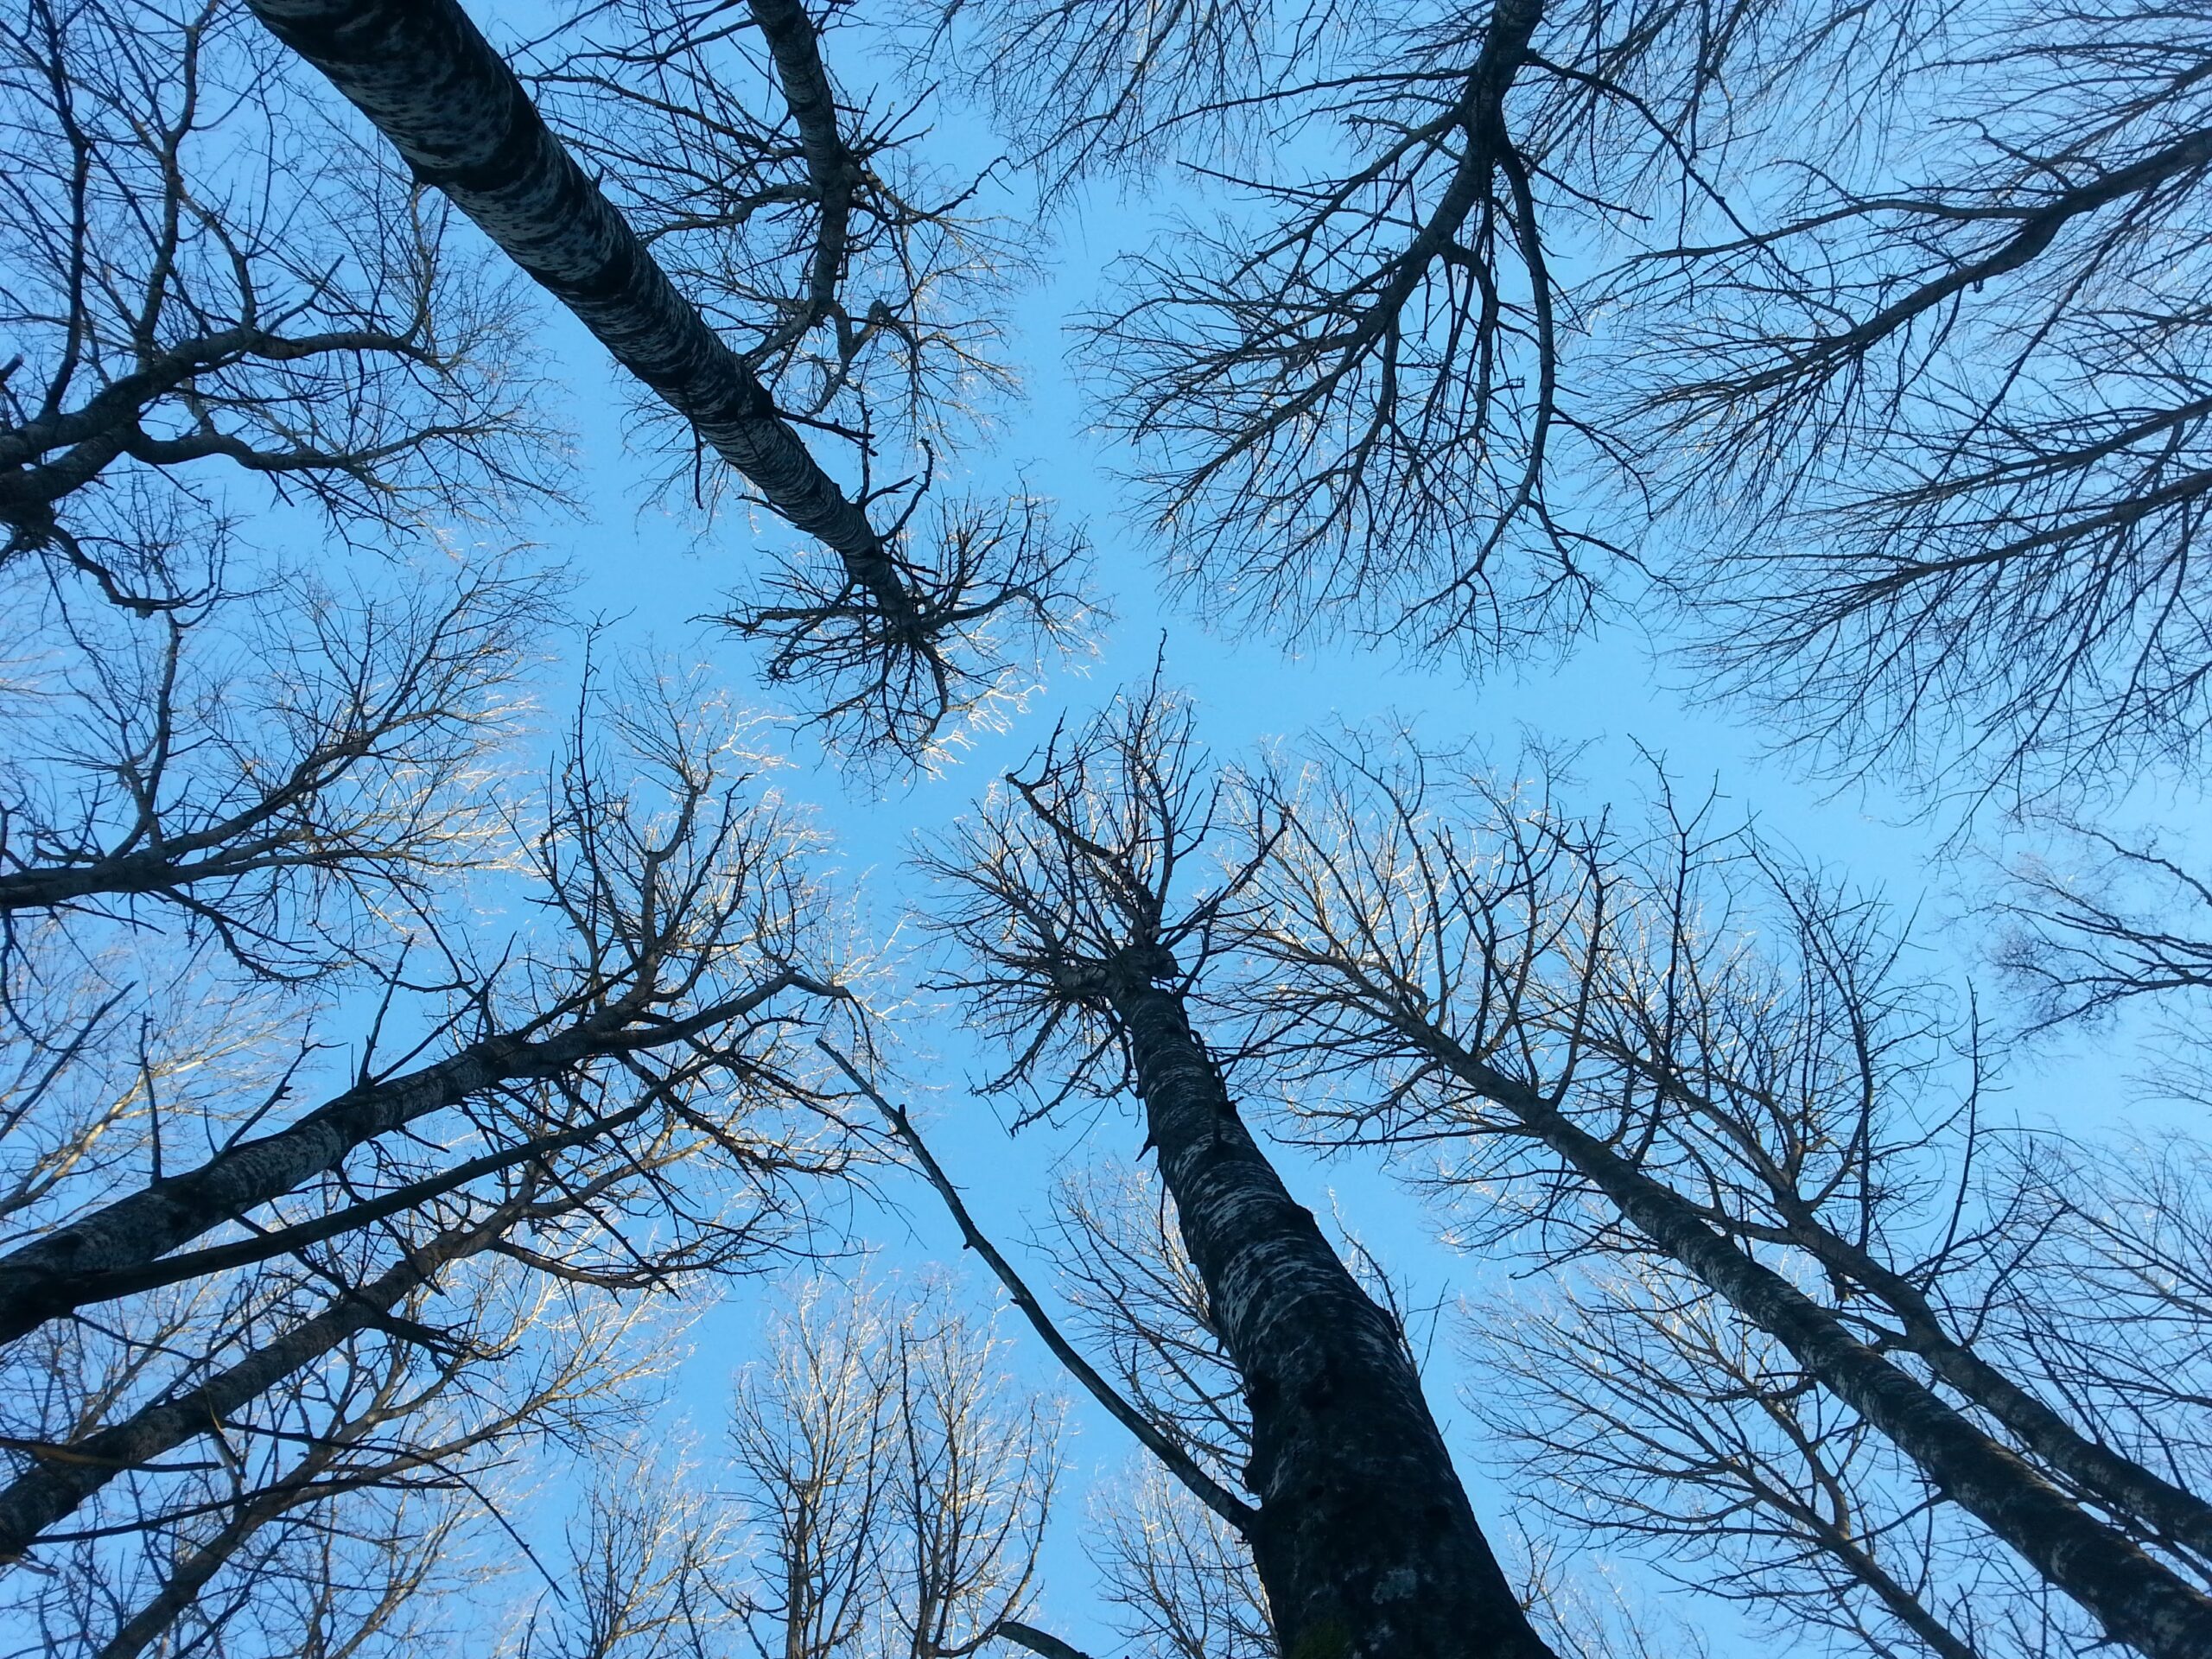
{"left": 3, "top": 0, "right": 2211, "bottom": 1656}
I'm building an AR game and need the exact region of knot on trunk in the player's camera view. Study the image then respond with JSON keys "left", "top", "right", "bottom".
{"left": 1046, "top": 941, "right": 1180, "bottom": 1004}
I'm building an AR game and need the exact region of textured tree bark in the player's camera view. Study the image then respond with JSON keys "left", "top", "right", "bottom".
{"left": 820, "top": 1039, "right": 1254, "bottom": 1529}
{"left": 1106, "top": 974, "right": 1554, "bottom": 1659}
{"left": 1769, "top": 1201, "right": 2212, "bottom": 1563}
{"left": 0, "top": 971, "right": 810, "bottom": 1344}
{"left": 241, "top": 0, "right": 915, "bottom": 626}
{"left": 745, "top": 0, "right": 854, "bottom": 325}
{"left": 0, "top": 1214, "right": 499, "bottom": 1564}
{"left": 1425, "top": 1030, "right": 2212, "bottom": 1659}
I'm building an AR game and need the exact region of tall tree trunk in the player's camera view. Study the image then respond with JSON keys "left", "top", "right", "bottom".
{"left": 1426, "top": 1027, "right": 2212, "bottom": 1659}
{"left": 1105, "top": 973, "right": 1553, "bottom": 1659}
{"left": 1768, "top": 1194, "right": 2212, "bottom": 1563}
{"left": 242, "top": 0, "right": 917, "bottom": 627}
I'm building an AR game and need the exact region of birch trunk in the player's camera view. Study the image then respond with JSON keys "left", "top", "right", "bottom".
{"left": 1430, "top": 1030, "right": 2212, "bottom": 1659}
{"left": 242, "top": 0, "right": 915, "bottom": 626}
{"left": 0, "top": 1215, "right": 499, "bottom": 1563}
{"left": 1772, "top": 1201, "right": 2212, "bottom": 1562}
{"left": 0, "top": 971, "right": 808, "bottom": 1343}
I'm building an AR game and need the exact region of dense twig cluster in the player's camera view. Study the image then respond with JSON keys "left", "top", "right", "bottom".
{"left": 924, "top": 0, "right": 2212, "bottom": 804}
{"left": 0, "top": 0, "right": 565, "bottom": 582}
{"left": 1221, "top": 739, "right": 2212, "bottom": 1658}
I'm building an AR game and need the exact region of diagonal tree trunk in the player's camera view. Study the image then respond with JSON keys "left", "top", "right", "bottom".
{"left": 1105, "top": 969, "right": 1554, "bottom": 1659}
{"left": 1749, "top": 1187, "right": 2212, "bottom": 1565}
{"left": 0, "top": 970, "right": 817, "bottom": 1344}
{"left": 241, "top": 0, "right": 917, "bottom": 630}
{"left": 1419, "top": 1023, "right": 2212, "bottom": 1659}
{"left": 0, "top": 1211, "right": 504, "bottom": 1564}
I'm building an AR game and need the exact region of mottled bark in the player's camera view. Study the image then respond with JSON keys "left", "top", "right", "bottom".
{"left": 0, "top": 970, "right": 813, "bottom": 1344}
{"left": 1107, "top": 974, "right": 1553, "bottom": 1659}
{"left": 1773, "top": 1202, "right": 2212, "bottom": 1563}
{"left": 746, "top": 0, "right": 855, "bottom": 328}
{"left": 1428, "top": 1030, "right": 2212, "bottom": 1659}
{"left": 241, "top": 0, "right": 915, "bottom": 626}
{"left": 0, "top": 1214, "right": 498, "bottom": 1564}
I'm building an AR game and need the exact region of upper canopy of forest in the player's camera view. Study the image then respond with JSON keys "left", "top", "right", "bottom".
{"left": 3, "top": 0, "right": 2210, "bottom": 1655}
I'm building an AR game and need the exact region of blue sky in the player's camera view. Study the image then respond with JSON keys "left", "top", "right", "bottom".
{"left": 3, "top": 2, "right": 2197, "bottom": 1651}
{"left": 486, "top": 211, "right": 2132, "bottom": 1659}
{"left": 429, "top": 10, "right": 2180, "bottom": 1643}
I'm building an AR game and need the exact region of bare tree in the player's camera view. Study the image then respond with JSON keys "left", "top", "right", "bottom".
{"left": 245, "top": 0, "right": 1091, "bottom": 758}
{"left": 1040, "top": 1160, "right": 1246, "bottom": 1495}
{"left": 1954, "top": 1132, "right": 2212, "bottom": 1540}
{"left": 519, "top": 0, "right": 1100, "bottom": 760}
{"left": 910, "top": 0, "right": 1916, "bottom": 654}
{"left": 0, "top": 659, "right": 872, "bottom": 1629}
{"left": 0, "top": 924, "right": 290, "bottom": 1254}
{"left": 914, "top": 0, "right": 2212, "bottom": 805}
{"left": 725, "top": 1271, "right": 1060, "bottom": 1659}
{"left": 0, "top": 551, "right": 557, "bottom": 988}
{"left": 919, "top": 681, "right": 1555, "bottom": 1659}
{"left": 57, "top": 1480, "right": 484, "bottom": 1659}
{"left": 0, "top": 658, "right": 861, "bottom": 1344}
{"left": 1461, "top": 1118, "right": 2212, "bottom": 1659}
{"left": 506, "top": 1439, "right": 750, "bottom": 1659}
{"left": 1468, "top": 1261, "right": 2035, "bottom": 1659}
{"left": 1611, "top": 0, "right": 2212, "bottom": 804}
{"left": 1228, "top": 737, "right": 2212, "bottom": 1659}
{"left": 1077, "top": 0, "right": 1575, "bottom": 664}
{"left": 1027, "top": 1159, "right": 1272, "bottom": 1659}
{"left": 1087, "top": 1462, "right": 1275, "bottom": 1659}
{"left": 926, "top": 0, "right": 1552, "bottom": 655}
{"left": 520, "top": 0, "right": 1021, "bottom": 488}
{"left": 1039, "top": 1150, "right": 1671, "bottom": 1659}
{"left": 1994, "top": 823, "right": 2212, "bottom": 1069}
{"left": 0, "top": 0, "right": 565, "bottom": 594}
{"left": 3, "top": 1220, "right": 699, "bottom": 1658}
